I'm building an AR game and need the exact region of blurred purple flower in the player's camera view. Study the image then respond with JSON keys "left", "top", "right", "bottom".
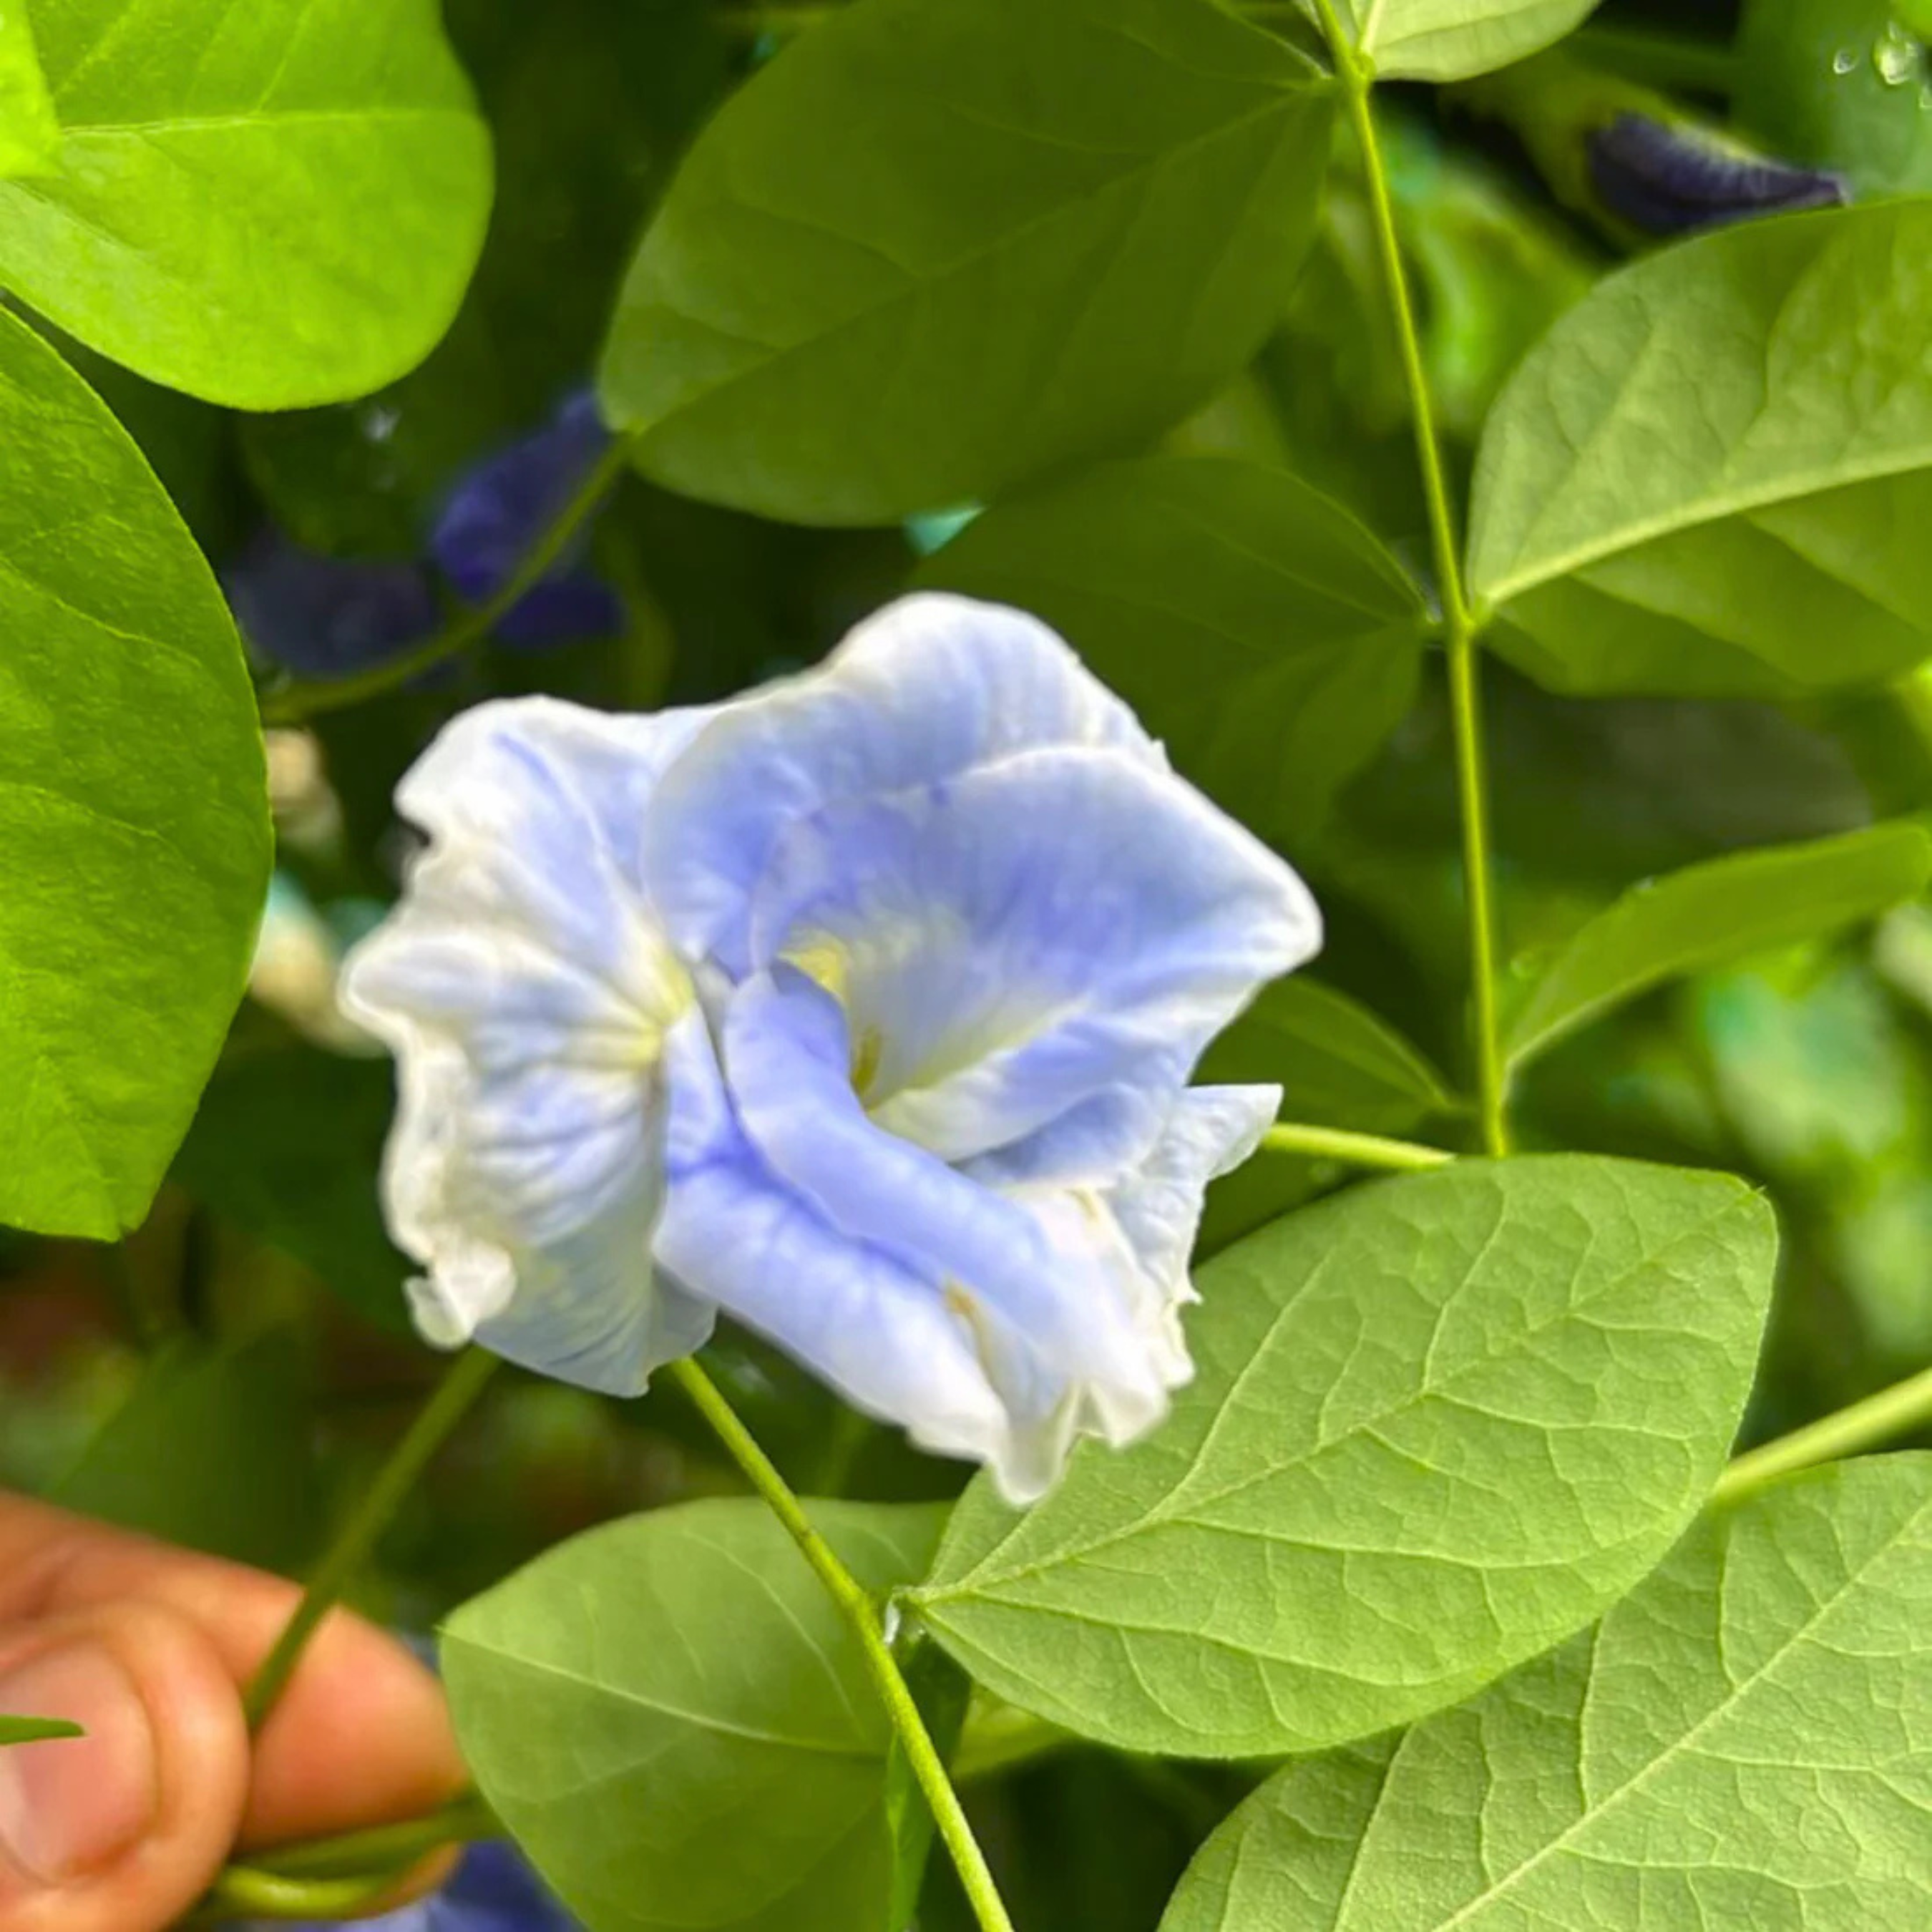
{"left": 1587, "top": 114, "right": 1846, "bottom": 236}
{"left": 431, "top": 390, "right": 623, "bottom": 650}
{"left": 224, "top": 532, "right": 438, "bottom": 679}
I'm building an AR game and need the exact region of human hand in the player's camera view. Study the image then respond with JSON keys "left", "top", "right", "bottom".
{"left": 0, "top": 1491, "right": 464, "bottom": 1931}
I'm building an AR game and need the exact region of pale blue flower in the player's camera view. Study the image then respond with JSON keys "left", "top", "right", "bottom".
{"left": 343, "top": 595, "right": 1319, "bottom": 1498}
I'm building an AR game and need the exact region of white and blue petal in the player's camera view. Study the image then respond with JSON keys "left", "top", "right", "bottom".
{"left": 748, "top": 746, "right": 1319, "bottom": 1172}
{"left": 640, "top": 593, "right": 1160, "bottom": 976}
{"left": 341, "top": 698, "right": 716, "bottom": 1392}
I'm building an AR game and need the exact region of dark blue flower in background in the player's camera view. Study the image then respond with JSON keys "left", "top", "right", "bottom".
{"left": 1587, "top": 114, "right": 1847, "bottom": 237}
{"left": 225, "top": 533, "right": 439, "bottom": 680}
{"left": 430, "top": 389, "right": 623, "bottom": 649}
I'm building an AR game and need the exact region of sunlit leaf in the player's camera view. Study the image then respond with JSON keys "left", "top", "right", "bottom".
{"left": 0, "top": 2, "right": 59, "bottom": 177}
{"left": 0, "top": 0, "right": 492, "bottom": 406}
{"left": 0, "top": 306, "right": 268, "bottom": 1239}
{"left": 911, "top": 1156, "right": 1773, "bottom": 1759}
{"left": 1162, "top": 1455, "right": 1932, "bottom": 1930}
{"left": 1310, "top": 0, "right": 1602, "bottom": 82}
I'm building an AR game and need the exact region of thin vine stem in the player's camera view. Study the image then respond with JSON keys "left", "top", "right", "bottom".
{"left": 256, "top": 439, "right": 635, "bottom": 726}
{"left": 1261, "top": 1121, "right": 1456, "bottom": 1172}
{"left": 1311, "top": 5, "right": 1511, "bottom": 1158}
{"left": 1713, "top": 1362, "right": 1932, "bottom": 1508}
{"left": 244, "top": 1350, "right": 499, "bottom": 1731}
{"left": 246, "top": 1793, "right": 500, "bottom": 1880}
{"left": 665, "top": 1357, "right": 1017, "bottom": 1932}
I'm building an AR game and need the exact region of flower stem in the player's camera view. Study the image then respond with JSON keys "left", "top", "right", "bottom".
{"left": 187, "top": 1865, "right": 408, "bottom": 1923}
{"left": 1312, "top": 4, "right": 1511, "bottom": 1158}
{"left": 256, "top": 439, "right": 635, "bottom": 726}
{"left": 244, "top": 1350, "right": 498, "bottom": 1732}
{"left": 246, "top": 1792, "right": 500, "bottom": 1880}
{"left": 1260, "top": 1121, "right": 1457, "bottom": 1172}
{"left": 1713, "top": 1363, "right": 1932, "bottom": 1508}
{"left": 665, "top": 1357, "right": 1016, "bottom": 1932}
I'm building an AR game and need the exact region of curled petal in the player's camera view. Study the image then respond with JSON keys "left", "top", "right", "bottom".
{"left": 749, "top": 746, "right": 1319, "bottom": 1169}
{"left": 642, "top": 593, "right": 1160, "bottom": 975}
{"left": 342, "top": 698, "right": 716, "bottom": 1390}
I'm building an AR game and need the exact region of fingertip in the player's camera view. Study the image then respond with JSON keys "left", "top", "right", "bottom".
{"left": 241, "top": 1609, "right": 464, "bottom": 1849}
{"left": 0, "top": 1601, "right": 248, "bottom": 1932}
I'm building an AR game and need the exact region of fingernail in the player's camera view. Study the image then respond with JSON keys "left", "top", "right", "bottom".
{"left": 0, "top": 1644, "right": 157, "bottom": 1884}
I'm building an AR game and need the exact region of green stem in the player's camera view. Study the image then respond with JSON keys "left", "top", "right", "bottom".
{"left": 257, "top": 439, "right": 635, "bottom": 726}
{"left": 244, "top": 1350, "right": 498, "bottom": 1732}
{"left": 188, "top": 1865, "right": 408, "bottom": 1923}
{"left": 666, "top": 1359, "right": 1015, "bottom": 1932}
{"left": 247, "top": 1793, "right": 499, "bottom": 1880}
{"left": 1312, "top": 3, "right": 1511, "bottom": 1158}
{"left": 1261, "top": 1121, "right": 1456, "bottom": 1172}
{"left": 1713, "top": 1363, "right": 1932, "bottom": 1508}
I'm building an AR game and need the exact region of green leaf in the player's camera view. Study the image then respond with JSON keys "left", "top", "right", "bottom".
{"left": 1737, "top": 0, "right": 1932, "bottom": 198}
{"left": 1469, "top": 202, "right": 1932, "bottom": 698}
{"left": 1193, "top": 976, "right": 1458, "bottom": 1252}
{"left": 0, "top": 306, "right": 268, "bottom": 1239}
{"left": 0, "top": 2, "right": 59, "bottom": 177}
{"left": 53, "top": 1330, "right": 319, "bottom": 1571}
{"left": 910, "top": 1156, "right": 1774, "bottom": 1759}
{"left": 0, "top": 0, "right": 492, "bottom": 406}
{"left": 600, "top": 0, "right": 1335, "bottom": 525}
{"left": 913, "top": 456, "right": 1425, "bottom": 846}
{"left": 1506, "top": 821, "right": 1932, "bottom": 1070}
{"left": 444, "top": 1498, "right": 948, "bottom": 1932}
{"left": 0, "top": 1716, "right": 84, "bottom": 1745}
{"left": 1199, "top": 978, "right": 1455, "bottom": 1133}
{"left": 172, "top": 1044, "right": 411, "bottom": 1333}
{"left": 1161, "top": 1455, "right": 1932, "bottom": 1931}
{"left": 1312, "top": 0, "right": 1601, "bottom": 82}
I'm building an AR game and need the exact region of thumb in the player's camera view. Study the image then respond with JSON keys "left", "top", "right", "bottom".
{"left": 0, "top": 1604, "right": 248, "bottom": 1932}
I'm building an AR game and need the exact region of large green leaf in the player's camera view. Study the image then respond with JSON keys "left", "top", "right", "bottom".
{"left": 0, "top": 0, "right": 492, "bottom": 406}
{"left": 600, "top": 0, "right": 1335, "bottom": 525}
{"left": 1310, "top": 0, "right": 1601, "bottom": 81}
{"left": 1162, "top": 1455, "right": 1932, "bottom": 1931}
{"left": 1469, "top": 202, "right": 1932, "bottom": 698}
{"left": 444, "top": 1499, "right": 947, "bottom": 1932}
{"left": 914, "top": 457, "right": 1425, "bottom": 845}
{"left": 53, "top": 1331, "right": 318, "bottom": 1572}
{"left": 0, "top": 3, "right": 59, "bottom": 177}
{"left": 909, "top": 1156, "right": 1774, "bottom": 1759}
{"left": 1507, "top": 821, "right": 1932, "bottom": 1070}
{"left": 0, "top": 307, "right": 268, "bottom": 1239}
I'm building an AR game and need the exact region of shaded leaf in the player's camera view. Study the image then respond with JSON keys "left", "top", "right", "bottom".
{"left": 1470, "top": 202, "right": 1932, "bottom": 698}
{"left": 0, "top": 306, "right": 268, "bottom": 1239}
{"left": 172, "top": 1043, "right": 411, "bottom": 1333}
{"left": 911, "top": 1156, "right": 1774, "bottom": 1759}
{"left": 601, "top": 0, "right": 1335, "bottom": 524}
{"left": 54, "top": 1330, "right": 318, "bottom": 1572}
{"left": 444, "top": 1499, "right": 947, "bottom": 1932}
{"left": 0, "top": 0, "right": 492, "bottom": 406}
{"left": 914, "top": 456, "right": 1425, "bottom": 845}
{"left": 1506, "top": 821, "right": 1932, "bottom": 1070}
{"left": 1162, "top": 1455, "right": 1932, "bottom": 1930}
